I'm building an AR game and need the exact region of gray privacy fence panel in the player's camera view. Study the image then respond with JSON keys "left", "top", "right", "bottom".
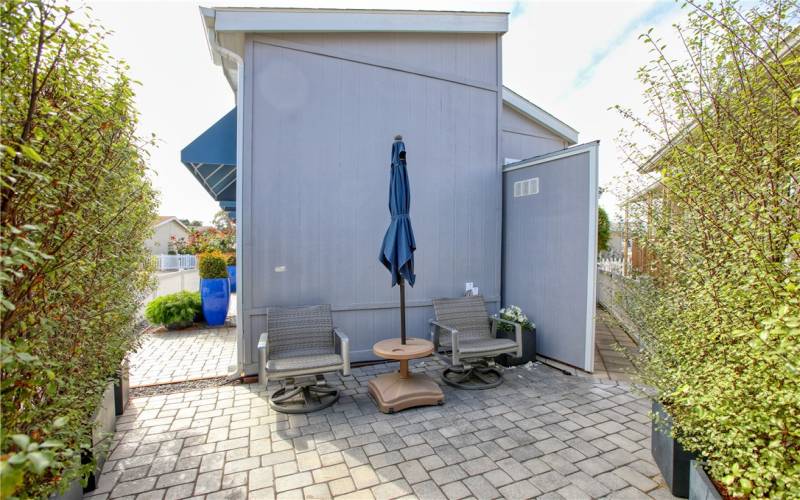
{"left": 240, "top": 34, "right": 502, "bottom": 370}
{"left": 502, "top": 144, "right": 598, "bottom": 371}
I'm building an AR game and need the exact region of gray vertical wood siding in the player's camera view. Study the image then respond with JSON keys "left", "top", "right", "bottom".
{"left": 501, "top": 104, "right": 567, "bottom": 161}
{"left": 240, "top": 33, "right": 502, "bottom": 371}
{"left": 502, "top": 144, "right": 598, "bottom": 371}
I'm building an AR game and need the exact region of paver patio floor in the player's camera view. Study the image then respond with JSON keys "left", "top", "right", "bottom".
{"left": 130, "top": 326, "right": 237, "bottom": 387}
{"left": 90, "top": 356, "right": 675, "bottom": 500}
{"left": 591, "top": 309, "right": 638, "bottom": 383}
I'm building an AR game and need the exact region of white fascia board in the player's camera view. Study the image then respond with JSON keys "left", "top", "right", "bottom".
{"left": 502, "top": 87, "right": 579, "bottom": 145}
{"left": 210, "top": 8, "right": 508, "bottom": 34}
{"left": 503, "top": 140, "right": 599, "bottom": 173}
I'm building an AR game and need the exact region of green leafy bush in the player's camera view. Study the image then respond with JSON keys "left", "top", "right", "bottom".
{"left": 226, "top": 253, "right": 236, "bottom": 266}
{"left": 199, "top": 251, "right": 228, "bottom": 279}
{"left": 616, "top": 1, "right": 800, "bottom": 496}
{"left": 597, "top": 207, "right": 610, "bottom": 253}
{"left": 144, "top": 292, "right": 201, "bottom": 327}
{"left": 0, "top": 2, "right": 157, "bottom": 496}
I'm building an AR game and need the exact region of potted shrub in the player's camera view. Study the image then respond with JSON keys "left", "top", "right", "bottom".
{"left": 494, "top": 305, "right": 536, "bottom": 366}
{"left": 226, "top": 253, "right": 237, "bottom": 293}
{"left": 144, "top": 291, "right": 202, "bottom": 330}
{"left": 198, "top": 252, "right": 230, "bottom": 326}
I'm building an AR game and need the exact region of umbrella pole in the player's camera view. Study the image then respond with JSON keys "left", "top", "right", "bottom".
{"left": 399, "top": 276, "right": 406, "bottom": 345}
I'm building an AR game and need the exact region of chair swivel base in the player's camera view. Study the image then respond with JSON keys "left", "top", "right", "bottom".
{"left": 368, "top": 372, "right": 444, "bottom": 413}
{"left": 269, "top": 375, "right": 339, "bottom": 414}
{"left": 442, "top": 362, "right": 504, "bottom": 390}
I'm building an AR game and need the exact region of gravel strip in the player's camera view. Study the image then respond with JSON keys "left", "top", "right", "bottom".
{"left": 130, "top": 376, "right": 239, "bottom": 397}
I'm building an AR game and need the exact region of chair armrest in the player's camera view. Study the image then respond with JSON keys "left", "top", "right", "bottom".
{"left": 333, "top": 328, "right": 350, "bottom": 376}
{"left": 429, "top": 319, "right": 460, "bottom": 363}
{"left": 429, "top": 319, "right": 458, "bottom": 334}
{"left": 491, "top": 316, "right": 523, "bottom": 358}
{"left": 258, "top": 332, "right": 269, "bottom": 385}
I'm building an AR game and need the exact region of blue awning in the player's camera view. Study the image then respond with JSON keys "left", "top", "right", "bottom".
{"left": 181, "top": 108, "right": 237, "bottom": 219}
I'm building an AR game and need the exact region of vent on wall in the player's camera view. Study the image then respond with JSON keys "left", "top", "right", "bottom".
{"left": 513, "top": 177, "right": 539, "bottom": 198}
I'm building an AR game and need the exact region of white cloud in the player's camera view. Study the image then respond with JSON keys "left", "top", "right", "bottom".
{"left": 88, "top": 0, "right": 687, "bottom": 223}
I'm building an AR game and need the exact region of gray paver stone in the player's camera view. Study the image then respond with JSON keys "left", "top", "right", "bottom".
{"left": 430, "top": 465, "right": 467, "bottom": 486}
{"left": 529, "top": 470, "right": 569, "bottom": 494}
{"left": 612, "top": 465, "right": 659, "bottom": 491}
{"left": 461, "top": 456, "right": 497, "bottom": 476}
{"left": 164, "top": 482, "right": 194, "bottom": 500}
{"left": 463, "top": 475, "right": 499, "bottom": 499}
{"left": 110, "top": 477, "right": 158, "bottom": 498}
{"left": 205, "top": 486, "right": 248, "bottom": 500}
{"left": 441, "top": 481, "right": 471, "bottom": 500}
{"left": 194, "top": 470, "right": 223, "bottom": 495}
{"left": 303, "top": 483, "right": 332, "bottom": 500}
{"left": 274, "top": 471, "right": 313, "bottom": 493}
{"left": 371, "top": 479, "right": 413, "bottom": 499}
{"left": 350, "top": 465, "right": 380, "bottom": 490}
{"left": 483, "top": 469, "right": 513, "bottom": 488}
{"left": 248, "top": 466, "right": 274, "bottom": 491}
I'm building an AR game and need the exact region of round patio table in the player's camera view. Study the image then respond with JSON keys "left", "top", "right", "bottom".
{"left": 368, "top": 337, "right": 444, "bottom": 413}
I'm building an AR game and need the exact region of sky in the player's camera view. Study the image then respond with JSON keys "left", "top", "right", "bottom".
{"left": 86, "top": 0, "right": 686, "bottom": 224}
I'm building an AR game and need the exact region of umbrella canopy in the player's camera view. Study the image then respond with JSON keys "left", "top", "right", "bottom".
{"left": 379, "top": 137, "right": 416, "bottom": 287}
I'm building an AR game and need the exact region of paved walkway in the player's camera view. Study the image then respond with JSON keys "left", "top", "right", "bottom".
{"left": 89, "top": 357, "right": 674, "bottom": 500}
{"left": 592, "top": 308, "right": 638, "bottom": 383}
{"left": 130, "top": 326, "right": 237, "bottom": 387}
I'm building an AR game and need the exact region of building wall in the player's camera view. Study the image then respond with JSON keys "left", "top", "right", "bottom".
{"left": 501, "top": 104, "right": 567, "bottom": 162}
{"left": 239, "top": 32, "right": 503, "bottom": 370}
{"left": 145, "top": 220, "right": 189, "bottom": 254}
{"left": 502, "top": 145, "right": 598, "bottom": 371}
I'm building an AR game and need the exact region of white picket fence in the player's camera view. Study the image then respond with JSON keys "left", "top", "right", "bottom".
{"left": 141, "top": 269, "right": 200, "bottom": 314}
{"left": 153, "top": 254, "right": 196, "bottom": 271}
{"left": 597, "top": 257, "right": 624, "bottom": 275}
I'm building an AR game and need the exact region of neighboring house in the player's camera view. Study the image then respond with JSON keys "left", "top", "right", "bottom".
{"left": 183, "top": 7, "right": 599, "bottom": 373}
{"left": 622, "top": 34, "right": 798, "bottom": 277}
{"left": 145, "top": 216, "right": 190, "bottom": 254}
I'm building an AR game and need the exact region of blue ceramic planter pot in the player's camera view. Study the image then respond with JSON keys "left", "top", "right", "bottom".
{"left": 201, "top": 278, "right": 230, "bottom": 326}
{"left": 227, "top": 265, "right": 237, "bottom": 293}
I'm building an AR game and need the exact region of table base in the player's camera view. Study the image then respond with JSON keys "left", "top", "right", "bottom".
{"left": 368, "top": 371, "right": 444, "bottom": 413}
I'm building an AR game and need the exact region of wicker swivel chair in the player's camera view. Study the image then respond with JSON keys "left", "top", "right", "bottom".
{"left": 430, "top": 296, "right": 522, "bottom": 389}
{"left": 258, "top": 305, "right": 350, "bottom": 413}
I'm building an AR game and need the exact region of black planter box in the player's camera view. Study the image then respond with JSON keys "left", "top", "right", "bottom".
{"left": 48, "top": 478, "right": 83, "bottom": 500}
{"left": 496, "top": 327, "right": 536, "bottom": 366}
{"left": 83, "top": 381, "right": 117, "bottom": 492}
{"left": 652, "top": 400, "right": 694, "bottom": 498}
{"left": 114, "top": 358, "right": 130, "bottom": 416}
{"left": 689, "top": 460, "right": 722, "bottom": 500}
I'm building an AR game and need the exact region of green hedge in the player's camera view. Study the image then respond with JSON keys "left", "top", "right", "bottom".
{"left": 617, "top": 1, "right": 800, "bottom": 496}
{"left": 0, "top": 2, "right": 157, "bottom": 497}
{"left": 144, "top": 292, "right": 202, "bottom": 327}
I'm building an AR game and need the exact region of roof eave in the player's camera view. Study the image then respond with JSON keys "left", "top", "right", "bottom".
{"left": 502, "top": 87, "right": 579, "bottom": 145}
{"left": 206, "top": 7, "right": 508, "bottom": 34}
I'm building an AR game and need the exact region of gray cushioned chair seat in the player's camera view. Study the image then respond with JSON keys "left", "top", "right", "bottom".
{"left": 458, "top": 337, "right": 517, "bottom": 355}
{"left": 266, "top": 353, "right": 343, "bottom": 374}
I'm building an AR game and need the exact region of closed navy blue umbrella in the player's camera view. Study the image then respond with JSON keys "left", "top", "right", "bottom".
{"left": 379, "top": 135, "right": 416, "bottom": 344}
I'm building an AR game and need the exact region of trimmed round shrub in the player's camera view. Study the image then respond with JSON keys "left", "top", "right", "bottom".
{"left": 144, "top": 292, "right": 201, "bottom": 327}
{"left": 198, "top": 251, "right": 228, "bottom": 279}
